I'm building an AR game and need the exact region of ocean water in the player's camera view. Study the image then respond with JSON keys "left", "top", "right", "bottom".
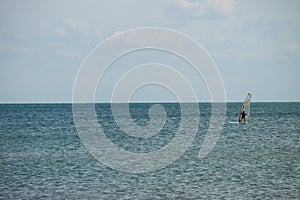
{"left": 0, "top": 103, "right": 299, "bottom": 199}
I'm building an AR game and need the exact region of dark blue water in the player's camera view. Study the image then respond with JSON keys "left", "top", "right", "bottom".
{"left": 0, "top": 103, "right": 299, "bottom": 199}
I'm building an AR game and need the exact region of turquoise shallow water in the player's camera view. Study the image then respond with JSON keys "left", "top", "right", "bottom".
{"left": 0, "top": 103, "right": 299, "bottom": 199}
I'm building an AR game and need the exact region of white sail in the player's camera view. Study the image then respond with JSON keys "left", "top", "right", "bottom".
{"left": 240, "top": 93, "right": 252, "bottom": 121}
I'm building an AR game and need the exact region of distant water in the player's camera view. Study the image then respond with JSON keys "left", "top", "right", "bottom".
{"left": 0, "top": 103, "right": 299, "bottom": 199}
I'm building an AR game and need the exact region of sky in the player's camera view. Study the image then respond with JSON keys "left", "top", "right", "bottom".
{"left": 0, "top": 0, "right": 300, "bottom": 102}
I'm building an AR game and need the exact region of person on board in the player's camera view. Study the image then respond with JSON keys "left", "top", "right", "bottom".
{"left": 239, "top": 110, "right": 247, "bottom": 123}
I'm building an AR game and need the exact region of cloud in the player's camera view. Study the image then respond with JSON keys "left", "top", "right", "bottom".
{"left": 287, "top": 42, "right": 300, "bottom": 52}
{"left": 206, "top": 0, "right": 236, "bottom": 14}
{"left": 176, "top": 0, "right": 204, "bottom": 10}
{"left": 172, "top": 0, "right": 205, "bottom": 17}
{"left": 15, "top": 46, "right": 32, "bottom": 55}
{"left": 15, "top": 33, "right": 27, "bottom": 40}
{"left": 95, "top": 30, "right": 103, "bottom": 38}
{"left": 55, "top": 18, "right": 87, "bottom": 37}
{"left": 55, "top": 26, "right": 69, "bottom": 37}
{"left": 171, "top": 0, "right": 236, "bottom": 18}
{"left": 62, "top": 18, "right": 87, "bottom": 33}
{"left": 0, "top": 45, "right": 32, "bottom": 55}
{"left": 57, "top": 49, "right": 80, "bottom": 58}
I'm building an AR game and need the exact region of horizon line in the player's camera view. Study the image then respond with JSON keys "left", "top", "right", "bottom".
{"left": 0, "top": 100, "right": 300, "bottom": 104}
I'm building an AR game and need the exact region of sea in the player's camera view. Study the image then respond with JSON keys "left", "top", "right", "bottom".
{"left": 0, "top": 102, "right": 299, "bottom": 199}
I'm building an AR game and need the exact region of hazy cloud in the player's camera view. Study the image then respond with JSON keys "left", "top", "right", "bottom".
{"left": 14, "top": 33, "right": 28, "bottom": 40}
{"left": 287, "top": 42, "right": 300, "bottom": 53}
{"left": 57, "top": 49, "right": 81, "bottom": 58}
{"left": 172, "top": 0, "right": 236, "bottom": 18}
{"left": 0, "top": 45, "right": 32, "bottom": 55}
{"left": 62, "top": 18, "right": 87, "bottom": 34}
{"left": 176, "top": 0, "right": 204, "bottom": 11}
{"left": 206, "top": 0, "right": 236, "bottom": 14}
{"left": 55, "top": 18, "right": 87, "bottom": 37}
{"left": 55, "top": 26, "right": 69, "bottom": 37}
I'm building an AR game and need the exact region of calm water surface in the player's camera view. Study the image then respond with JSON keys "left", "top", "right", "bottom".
{"left": 0, "top": 103, "right": 299, "bottom": 199}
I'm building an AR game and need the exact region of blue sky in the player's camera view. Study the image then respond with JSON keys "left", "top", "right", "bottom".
{"left": 0, "top": 0, "right": 299, "bottom": 102}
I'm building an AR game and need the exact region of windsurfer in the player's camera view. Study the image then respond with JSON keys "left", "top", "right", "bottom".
{"left": 239, "top": 110, "right": 247, "bottom": 123}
